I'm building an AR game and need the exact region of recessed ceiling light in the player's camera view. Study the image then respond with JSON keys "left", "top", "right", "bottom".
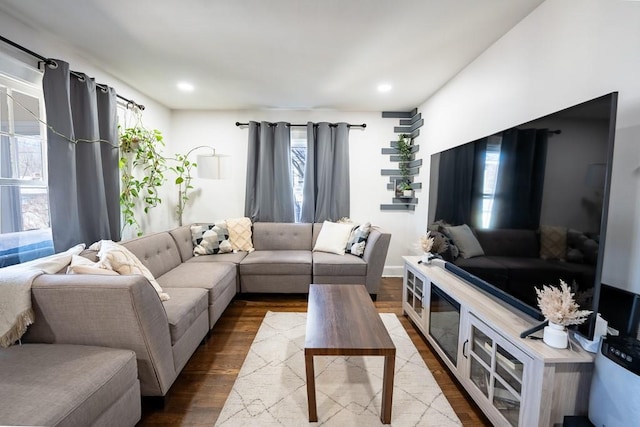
{"left": 177, "top": 81, "right": 194, "bottom": 92}
{"left": 377, "top": 84, "right": 392, "bottom": 92}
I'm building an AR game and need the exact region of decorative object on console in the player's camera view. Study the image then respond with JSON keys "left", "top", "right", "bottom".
{"left": 536, "top": 280, "right": 592, "bottom": 348}
{"left": 419, "top": 231, "right": 435, "bottom": 263}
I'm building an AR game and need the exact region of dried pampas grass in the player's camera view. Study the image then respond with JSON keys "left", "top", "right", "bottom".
{"left": 419, "top": 232, "right": 434, "bottom": 253}
{"left": 535, "top": 280, "right": 592, "bottom": 326}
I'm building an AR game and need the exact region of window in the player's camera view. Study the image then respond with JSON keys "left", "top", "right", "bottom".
{"left": 290, "top": 128, "right": 307, "bottom": 223}
{"left": 0, "top": 55, "right": 53, "bottom": 267}
{"left": 480, "top": 135, "right": 502, "bottom": 229}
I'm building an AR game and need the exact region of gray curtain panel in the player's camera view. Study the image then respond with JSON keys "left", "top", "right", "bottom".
{"left": 301, "top": 122, "right": 350, "bottom": 222}
{"left": 244, "top": 121, "right": 295, "bottom": 222}
{"left": 43, "top": 59, "right": 120, "bottom": 251}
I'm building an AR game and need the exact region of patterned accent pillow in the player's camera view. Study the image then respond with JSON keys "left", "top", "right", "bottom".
{"left": 191, "top": 222, "right": 233, "bottom": 256}
{"left": 345, "top": 222, "right": 371, "bottom": 257}
{"left": 539, "top": 225, "right": 567, "bottom": 261}
{"left": 226, "top": 217, "right": 255, "bottom": 252}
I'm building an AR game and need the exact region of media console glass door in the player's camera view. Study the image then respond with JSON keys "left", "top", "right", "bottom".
{"left": 429, "top": 284, "right": 461, "bottom": 366}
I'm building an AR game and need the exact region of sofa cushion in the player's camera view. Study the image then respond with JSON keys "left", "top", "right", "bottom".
{"left": 313, "top": 251, "right": 367, "bottom": 276}
{"left": 0, "top": 344, "right": 138, "bottom": 427}
{"left": 253, "top": 222, "right": 312, "bottom": 250}
{"left": 539, "top": 225, "right": 567, "bottom": 260}
{"left": 240, "top": 250, "right": 312, "bottom": 275}
{"left": 345, "top": 222, "right": 371, "bottom": 257}
{"left": 168, "top": 225, "right": 194, "bottom": 262}
{"left": 474, "top": 228, "right": 539, "bottom": 258}
{"left": 191, "top": 223, "right": 233, "bottom": 255}
{"left": 444, "top": 224, "right": 484, "bottom": 259}
{"left": 227, "top": 217, "right": 254, "bottom": 252}
{"left": 121, "top": 232, "right": 182, "bottom": 278}
{"left": 161, "top": 287, "right": 208, "bottom": 345}
{"left": 186, "top": 251, "right": 248, "bottom": 264}
{"left": 313, "top": 221, "right": 354, "bottom": 255}
{"left": 157, "top": 262, "right": 236, "bottom": 303}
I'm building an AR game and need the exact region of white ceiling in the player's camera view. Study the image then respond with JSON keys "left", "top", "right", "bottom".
{"left": 0, "top": 0, "right": 545, "bottom": 111}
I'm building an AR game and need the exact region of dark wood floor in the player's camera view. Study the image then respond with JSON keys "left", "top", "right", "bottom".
{"left": 138, "top": 277, "right": 492, "bottom": 426}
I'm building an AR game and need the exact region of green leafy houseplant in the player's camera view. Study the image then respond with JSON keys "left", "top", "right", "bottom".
{"left": 169, "top": 153, "right": 197, "bottom": 226}
{"left": 119, "top": 125, "right": 167, "bottom": 236}
{"left": 396, "top": 133, "right": 413, "bottom": 195}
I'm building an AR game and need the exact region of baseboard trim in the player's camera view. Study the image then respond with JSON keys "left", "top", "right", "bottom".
{"left": 383, "top": 266, "right": 404, "bottom": 277}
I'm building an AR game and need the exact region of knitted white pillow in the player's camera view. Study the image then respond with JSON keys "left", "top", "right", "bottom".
{"left": 90, "top": 240, "right": 170, "bottom": 301}
{"left": 226, "top": 217, "right": 254, "bottom": 252}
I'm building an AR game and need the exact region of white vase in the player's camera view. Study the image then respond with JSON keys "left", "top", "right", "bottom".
{"left": 421, "top": 252, "right": 432, "bottom": 264}
{"left": 403, "top": 190, "right": 412, "bottom": 198}
{"left": 543, "top": 321, "right": 568, "bottom": 349}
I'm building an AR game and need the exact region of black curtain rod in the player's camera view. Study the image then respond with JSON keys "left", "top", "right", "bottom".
{"left": 0, "top": 35, "right": 145, "bottom": 111}
{"left": 235, "top": 121, "right": 366, "bottom": 129}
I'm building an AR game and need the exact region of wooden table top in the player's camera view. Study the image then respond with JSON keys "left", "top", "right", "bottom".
{"left": 305, "top": 284, "right": 395, "bottom": 355}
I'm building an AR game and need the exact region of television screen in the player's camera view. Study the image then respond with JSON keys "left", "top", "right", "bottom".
{"left": 427, "top": 92, "right": 618, "bottom": 339}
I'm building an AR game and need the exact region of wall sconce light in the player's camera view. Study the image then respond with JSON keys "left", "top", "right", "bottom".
{"left": 176, "top": 145, "right": 230, "bottom": 226}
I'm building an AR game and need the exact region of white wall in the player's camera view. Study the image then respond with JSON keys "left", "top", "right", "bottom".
{"left": 417, "top": 0, "right": 640, "bottom": 293}
{"left": 0, "top": 12, "right": 173, "bottom": 238}
{"left": 169, "top": 110, "right": 418, "bottom": 275}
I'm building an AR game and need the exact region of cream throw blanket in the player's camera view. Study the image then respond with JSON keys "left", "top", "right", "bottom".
{"left": 0, "top": 244, "right": 85, "bottom": 348}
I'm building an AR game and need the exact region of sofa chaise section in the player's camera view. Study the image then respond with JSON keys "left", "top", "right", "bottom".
{"left": 122, "top": 229, "right": 237, "bottom": 329}
{"left": 24, "top": 273, "right": 207, "bottom": 397}
{"left": 0, "top": 343, "right": 140, "bottom": 427}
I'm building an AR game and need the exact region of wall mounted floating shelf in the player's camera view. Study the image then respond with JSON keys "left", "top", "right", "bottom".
{"left": 380, "top": 108, "right": 423, "bottom": 211}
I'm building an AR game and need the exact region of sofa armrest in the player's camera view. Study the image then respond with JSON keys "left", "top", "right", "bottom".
{"left": 362, "top": 226, "right": 391, "bottom": 294}
{"left": 24, "top": 274, "right": 176, "bottom": 396}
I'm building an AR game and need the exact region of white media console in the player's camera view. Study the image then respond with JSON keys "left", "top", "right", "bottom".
{"left": 402, "top": 256, "right": 594, "bottom": 427}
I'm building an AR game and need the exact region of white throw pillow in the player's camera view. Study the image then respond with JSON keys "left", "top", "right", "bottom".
{"left": 66, "top": 255, "right": 119, "bottom": 276}
{"left": 90, "top": 240, "right": 170, "bottom": 301}
{"left": 444, "top": 224, "right": 484, "bottom": 259}
{"left": 313, "top": 221, "right": 355, "bottom": 255}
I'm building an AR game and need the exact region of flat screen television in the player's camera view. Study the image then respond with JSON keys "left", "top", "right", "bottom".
{"left": 427, "top": 92, "right": 618, "bottom": 340}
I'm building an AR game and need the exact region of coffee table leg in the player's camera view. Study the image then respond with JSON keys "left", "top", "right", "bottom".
{"left": 381, "top": 353, "right": 395, "bottom": 424}
{"left": 305, "top": 352, "right": 318, "bottom": 422}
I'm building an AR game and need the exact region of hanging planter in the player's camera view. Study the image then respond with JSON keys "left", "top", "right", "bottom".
{"left": 119, "top": 122, "right": 167, "bottom": 236}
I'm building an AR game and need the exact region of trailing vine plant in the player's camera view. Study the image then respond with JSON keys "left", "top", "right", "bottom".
{"left": 119, "top": 117, "right": 167, "bottom": 236}
{"left": 396, "top": 133, "right": 413, "bottom": 190}
{"left": 169, "top": 153, "right": 197, "bottom": 226}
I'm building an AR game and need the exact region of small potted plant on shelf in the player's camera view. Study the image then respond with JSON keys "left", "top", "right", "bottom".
{"left": 397, "top": 181, "right": 413, "bottom": 198}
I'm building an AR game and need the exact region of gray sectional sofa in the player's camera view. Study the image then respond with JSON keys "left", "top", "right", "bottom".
{"left": 1, "top": 221, "right": 390, "bottom": 426}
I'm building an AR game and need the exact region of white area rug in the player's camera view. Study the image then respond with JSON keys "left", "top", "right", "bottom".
{"left": 215, "top": 311, "right": 462, "bottom": 426}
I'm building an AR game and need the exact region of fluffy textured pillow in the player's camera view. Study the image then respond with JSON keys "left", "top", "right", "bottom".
{"left": 444, "top": 224, "right": 484, "bottom": 259}
{"left": 313, "top": 221, "right": 355, "bottom": 255}
{"left": 66, "top": 255, "right": 119, "bottom": 275}
{"left": 345, "top": 222, "right": 371, "bottom": 257}
{"left": 539, "top": 225, "right": 567, "bottom": 260}
{"left": 191, "top": 222, "right": 232, "bottom": 256}
{"left": 226, "top": 217, "right": 254, "bottom": 252}
{"left": 89, "top": 240, "right": 170, "bottom": 301}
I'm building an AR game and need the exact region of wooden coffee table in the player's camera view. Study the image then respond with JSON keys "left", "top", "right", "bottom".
{"left": 304, "top": 284, "right": 396, "bottom": 424}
